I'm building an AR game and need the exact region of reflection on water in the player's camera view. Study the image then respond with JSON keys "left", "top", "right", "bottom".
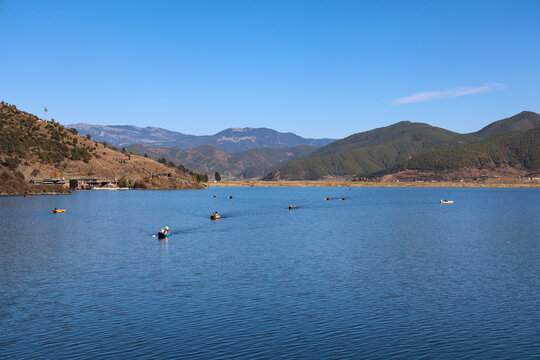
{"left": 0, "top": 187, "right": 539, "bottom": 359}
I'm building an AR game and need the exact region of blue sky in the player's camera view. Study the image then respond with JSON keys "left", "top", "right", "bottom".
{"left": 1, "top": 1, "right": 539, "bottom": 138}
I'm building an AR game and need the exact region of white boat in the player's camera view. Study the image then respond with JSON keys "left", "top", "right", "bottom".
{"left": 440, "top": 200, "right": 454, "bottom": 204}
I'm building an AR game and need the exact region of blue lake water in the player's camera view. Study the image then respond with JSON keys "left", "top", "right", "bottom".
{"left": 0, "top": 187, "right": 539, "bottom": 359}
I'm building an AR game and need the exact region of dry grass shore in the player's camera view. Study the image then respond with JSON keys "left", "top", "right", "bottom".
{"left": 210, "top": 180, "right": 540, "bottom": 188}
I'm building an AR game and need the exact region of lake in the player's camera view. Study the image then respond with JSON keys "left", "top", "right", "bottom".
{"left": 1, "top": 187, "right": 539, "bottom": 359}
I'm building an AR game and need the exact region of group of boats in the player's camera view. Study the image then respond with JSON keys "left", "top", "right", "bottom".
{"left": 48, "top": 192, "right": 455, "bottom": 238}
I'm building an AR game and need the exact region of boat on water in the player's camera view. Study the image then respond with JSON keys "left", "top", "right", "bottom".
{"left": 52, "top": 209, "right": 66, "bottom": 213}
{"left": 210, "top": 214, "right": 221, "bottom": 220}
{"left": 440, "top": 200, "right": 454, "bottom": 204}
{"left": 158, "top": 231, "right": 171, "bottom": 239}
{"left": 24, "top": 194, "right": 35, "bottom": 197}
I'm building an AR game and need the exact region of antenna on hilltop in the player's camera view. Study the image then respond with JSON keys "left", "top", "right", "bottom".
{"left": 44, "top": 106, "right": 48, "bottom": 121}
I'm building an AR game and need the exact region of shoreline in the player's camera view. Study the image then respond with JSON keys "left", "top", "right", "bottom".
{"left": 209, "top": 180, "right": 540, "bottom": 188}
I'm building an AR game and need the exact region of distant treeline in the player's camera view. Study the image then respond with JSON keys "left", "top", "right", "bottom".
{"left": 156, "top": 157, "right": 209, "bottom": 182}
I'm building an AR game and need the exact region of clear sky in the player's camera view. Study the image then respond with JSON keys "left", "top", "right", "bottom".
{"left": 1, "top": 0, "right": 539, "bottom": 138}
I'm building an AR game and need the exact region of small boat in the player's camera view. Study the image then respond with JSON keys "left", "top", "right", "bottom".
{"left": 210, "top": 214, "right": 221, "bottom": 220}
{"left": 341, "top": 197, "right": 347, "bottom": 200}
{"left": 440, "top": 200, "right": 454, "bottom": 204}
{"left": 325, "top": 197, "right": 332, "bottom": 201}
{"left": 288, "top": 205, "right": 296, "bottom": 210}
{"left": 52, "top": 209, "right": 66, "bottom": 213}
{"left": 24, "top": 194, "right": 35, "bottom": 197}
{"left": 158, "top": 231, "right": 171, "bottom": 239}
{"left": 228, "top": 195, "right": 233, "bottom": 199}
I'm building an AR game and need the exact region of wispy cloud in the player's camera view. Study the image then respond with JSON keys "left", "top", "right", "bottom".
{"left": 393, "top": 84, "right": 503, "bottom": 105}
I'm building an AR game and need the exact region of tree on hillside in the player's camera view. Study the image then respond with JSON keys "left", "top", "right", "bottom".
{"left": 157, "top": 157, "right": 167, "bottom": 165}
{"left": 214, "top": 171, "right": 221, "bottom": 181}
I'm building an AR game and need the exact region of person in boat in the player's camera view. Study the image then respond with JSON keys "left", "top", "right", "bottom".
{"left": 165, "top": 225, "right": 169, "bottom": 233}
{"left": 289, "top": 205, "right": 296, "bottom": 210}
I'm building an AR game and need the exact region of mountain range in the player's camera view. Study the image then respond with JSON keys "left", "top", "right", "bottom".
{"left": 69, "top": 111, "right": 540, "bottom": 182}
{"left": 264, "top": 111, "right": 540, "bottom": 180}
{"left": 67, "top": 123, "right": 335, "bottom": 153}
{"left": 126, "top": 144, "right": 316, "bottom": 179}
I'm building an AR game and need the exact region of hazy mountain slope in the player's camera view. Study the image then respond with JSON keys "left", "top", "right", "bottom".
{"left": 68, "top": 123, "right": 189, "bottom": 147}
{"left": 472, "top": 111, "right": 540, "bottom": 139}
{"left": 265, "top": 122, "right": 477, "bottom": 180}
{"left": 127, "top": 144, "right": 316, "bottom": 179}
{"left": 68, "top": 123, "right": 334, "bottom": 152}
{"left": 0, "top": 102, "right": 203, "bottom": 193}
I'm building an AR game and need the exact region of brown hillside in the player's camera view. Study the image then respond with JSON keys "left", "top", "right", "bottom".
{"left": 0, "top": 102, "right": 204, "bottom": 193}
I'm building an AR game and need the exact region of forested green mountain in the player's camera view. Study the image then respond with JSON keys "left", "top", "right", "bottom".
{"left": 265, "top": 112, "right": 540, "bottom": 180}
{"left": 264, "top": 122, "right": 477, "bottom": 180}
{"left": 377, "top": 128, "right": 540, "bottom": 175}
{"left": 127, "top": 144, "right": 316, "bottom": 179}
{"left": 472, "top": 111, "right": 540, "bottom": 139}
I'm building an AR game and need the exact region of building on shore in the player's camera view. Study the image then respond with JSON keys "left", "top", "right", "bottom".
{"left": 69, "top": 177, "right": 117, "bottom": 189}
{"left": 31, "top": 178, "right": 67, "bottom": 186}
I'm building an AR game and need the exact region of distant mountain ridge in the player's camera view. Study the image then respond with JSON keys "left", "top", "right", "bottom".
{"left": 68, "top": 123, "right": 335, "bottom": 153}
{"left": 127, "top": 144, "right": 316, "bottom": 179}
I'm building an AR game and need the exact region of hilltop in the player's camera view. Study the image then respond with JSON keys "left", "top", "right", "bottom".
{"left": 472, "top": 111, "right": 540, "bottom": 139}
{"left": 68, "top": 123, "right": 335, "bottom": 153}
{"left": 265, "top": 121, "right": 476, "bottom": 180}
{"left": 0, "top": 102, "right": 204, "bottom": 195}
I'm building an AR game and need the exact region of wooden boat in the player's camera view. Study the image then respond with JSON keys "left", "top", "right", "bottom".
{"left": 52, "top": 209, "right": 66, "bottom": 213}
{"left": 440, "top": 200, "right": 454, "bottom": 204}
{"left": 158, "top": 231, "right": 171, "bottom": 239}
{"left": 210, "top": 214, "right": 221, "bottom": 220}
